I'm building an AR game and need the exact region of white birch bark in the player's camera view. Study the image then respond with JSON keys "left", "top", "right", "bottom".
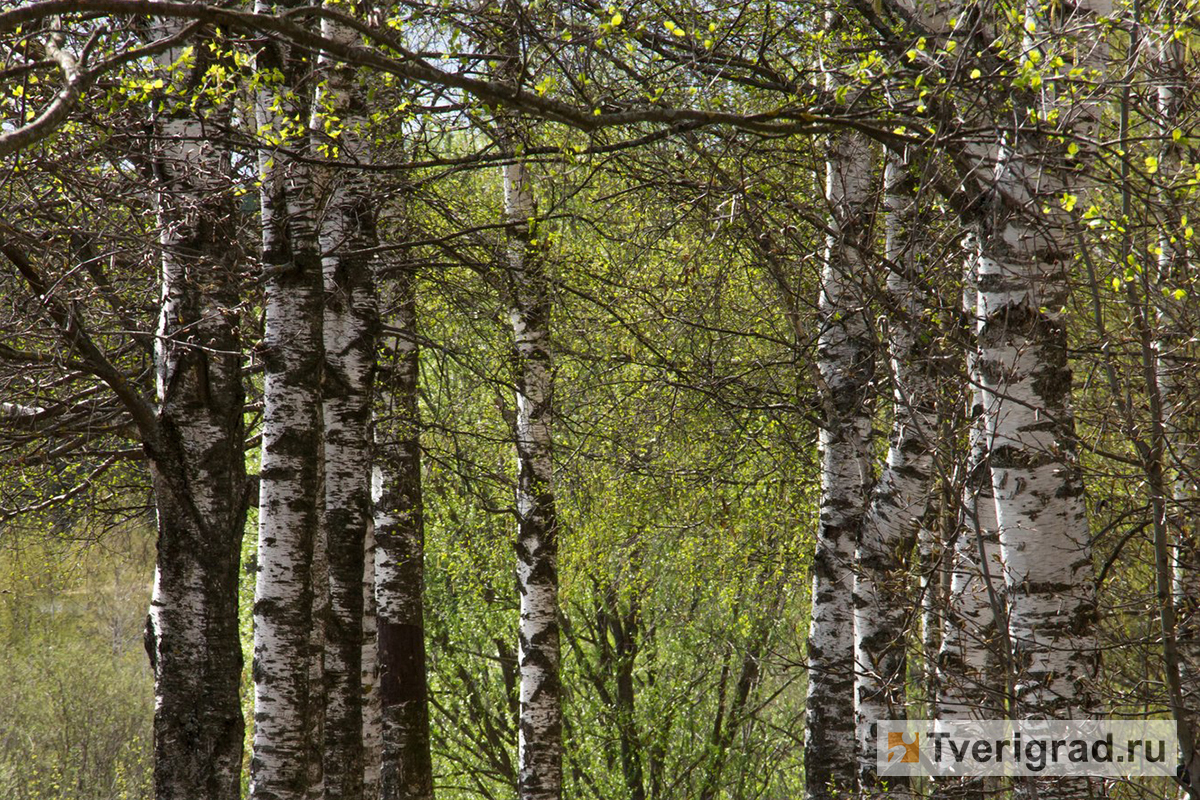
{"left": 373, "top": 263, "right": 435, "bottom": 800}
{"left": 1151, "top": 23, "right": 1200, "bottom": 786}
{"left": 918, "top": 521, "right": 942, "bottom": 706}
{"left": 973, "top": 1, "right": 1108, "bottom": 728}
{"left": 486, "top": 9, "right": 563, "bottom": 797}
{"left": 506, "top": 155, "right": 563, "bottom": 800}
{"left": 854, "top": 153, "right": 939, "bottom": 790}
{"left": 146, "top": 21, "right": 246, "bottom": 800}
{"left": 316, "top": 13, "right": 377, "bottom": 800}
{"left": 805, "top": 84, "right": 874, "bottom": 800}
{"left": 362, "top": 517, "right": 382, "bottom": 797}
{"left": 976, "top": 167, "right": 1098, "bottom": 721}
{"left": 251, "top": 7, "right": 323, "bottom": 798}
{"left": 937, "top": 254, "right": 1003, "bottom": 725}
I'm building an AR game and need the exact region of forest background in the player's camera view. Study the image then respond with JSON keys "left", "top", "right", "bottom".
{"left": 0, "top": 1, "right": 1197, "bottom": 800}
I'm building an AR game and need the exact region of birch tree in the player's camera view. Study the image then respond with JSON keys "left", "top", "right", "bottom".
{"left": 935, "top": 255, "right": 1003, "bottom": 727}
{"left": 0, "top": 20, "right": 251, "bottom": 798}
{"left": 251, "top": 5, "right": 323, "bottom": 797}
{"left": 314, "top": 11, "right": 377, "bottom": 800}
{"left": 474, "top": 5, "right": 564, "bottom": 798}
{"left": 870, "top": 0, "right": 1107, "bottom": 731}
{"left": 373, "top": 257, "right": 435, "bottom": 800}
{"left": 973, "top": 0, "right": 1108, "bottom": 727}
{"left": 144, "top": 21, "right": 248, "bottom": 800}
{"left": 1147, "top": 15, "right": 1200, "bottom": 788}
{"left": 506, "top": 158, "right": 563, "bottom": 800}
{"left": 853, "top": 152, "right": 939, "bottom": 791}
{"left": 805, "top": 66, "right": 875, "bottom": 800}
{"left": 928, "top": 256, "right": 1006, "bottom": 800}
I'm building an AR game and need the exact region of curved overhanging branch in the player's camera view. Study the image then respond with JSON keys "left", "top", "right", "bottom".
{"left": 0, "top": 13, "right": 205, "bottom": 158}
{"left": 0, "top": 0, "right": 908, "bottom": 148}
{"left": 0, "top": 20, "right": 82, "bottom": 158}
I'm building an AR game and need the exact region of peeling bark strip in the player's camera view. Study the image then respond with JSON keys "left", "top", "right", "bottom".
{"left": 251, "top": 4, "right": 323, "bottom": 798}
{"left": 854, "top": 154, "right": 938, "bottom": 791}
{"left": 805, "top": 109, "right": 874, "bottom": 800}
{"left": 147, "top": 19, "right": 245, "bottom": 800}
{"left": 316, "top": 11, "right": 377, "bottom": 800}
{"left": 373, "top": 262, "right": 435, "bottom": 800}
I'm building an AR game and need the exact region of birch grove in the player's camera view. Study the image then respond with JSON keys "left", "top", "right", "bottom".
{"left": 3, "top": 2, "right": 1200, "bottom": 800}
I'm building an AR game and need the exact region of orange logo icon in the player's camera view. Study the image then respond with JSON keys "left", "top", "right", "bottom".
{"left": 887, "top": 731, "right": 919, "bottom": 764}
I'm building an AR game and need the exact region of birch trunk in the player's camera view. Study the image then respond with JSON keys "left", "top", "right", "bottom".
{"left": 363, "top": 517, "right": 382, "bottom": 797}
{"left": 935, "top": 256, "right": 1004, "bottom": 726}
{"left": 1152, "top": 24, "right": 1200, "bottom": 786}
{"left": 918, "top": 516, "right": 943, "bottom": 710}
{"left": 316, "top": 13, "right": 377, "bottom": 800}
{"left": 933, "top": 280, "right": 1004, "bottom": 800}
{"left": 926, "top": 267, "right": 1004, "bottom": 800}
{"left": 251, "top": 8, "right": 323, "bottom": 798}
{"left": 486, "top": 8, "right": 563, "bottom": 797}
{"left": 976, "top": 163, "right": 1098, "bottom": 721}
{"left": 147, "top": 23, "right": 246, "bottom": 800}
{"left": 374, "top": 262, "right": 435, "bottom": 800}
{"left": 974, "top": 1, "right": 1107, "bottom": 729}
{"left": 505, "top": 155, "right": 563, "bottom": 800}
{"left": 805, "top": 113, "right": 874, "bottom": 800}
{"left": 854, "top": 153, "right": 938, "bottom": 791}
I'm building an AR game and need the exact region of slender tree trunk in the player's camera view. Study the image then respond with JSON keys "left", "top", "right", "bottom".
{"left": 505, "top": 151, "right": 563, "bottom": 800}
{"left": 854, "top": 153, "right": 939, "bottom": 792}
{"left": 1151, "top": 23, "right": 1200, "bottom": 789}
{"left": 936, "top": 258, "right": 1004, "bottom": 727}
{"left": 805, "top": 104, "right": 874, "bottom": 800}
{"left": 251, "top": 8, "right": 323, "bottom": 798}
{"left": 918, "top": 516, "right": 943, "bottom": 710}
{"left": 374, "top": 261, "right": 435, "bottom": 800}
{"left": 316, "top": 13, "right": 377, "bottom": 800}
{"left": 485, "top": 7, "right": 563, "bottom": 797}
{"left": 146, "top": 22, "right": 246, "bottom": 800}
{"left": 930, "top": 258, "right": 1006, "bottom": 800}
